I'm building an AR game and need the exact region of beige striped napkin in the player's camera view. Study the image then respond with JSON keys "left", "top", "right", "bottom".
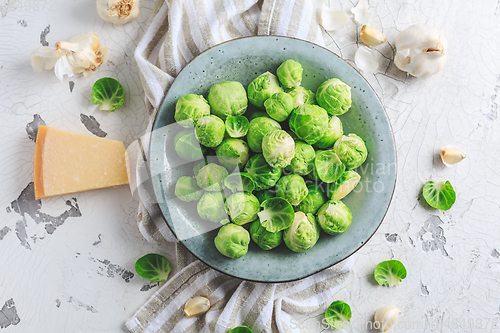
{"left": 126, "top": 0, "right": 353, "bottom": 332}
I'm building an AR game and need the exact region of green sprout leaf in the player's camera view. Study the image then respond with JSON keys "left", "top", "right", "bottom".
{"left": 374, "top": 260, "right": 407, "bottom": 287}
{"left": 422, "top": 180, "right": 456, "bottom": 210}
{"left": 91, "top": 77, "right": 125, "bottom": 112}
{"left": 258, "top": 197, "right": 295, "bottom": 233}
{"left": 228, "top": 326, "right": 253, "bottom": 333}
{"left": 135, "top": 253, "right": 172, "bottom": 282}
{"left": 324, "top": 300, "right": 352, "bottom": 329}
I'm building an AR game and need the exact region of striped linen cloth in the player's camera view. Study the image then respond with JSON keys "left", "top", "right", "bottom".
{"left": 126, "top": 0, "right": 353, "bottom": 332}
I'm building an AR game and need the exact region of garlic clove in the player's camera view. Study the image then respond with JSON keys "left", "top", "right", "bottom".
{"left": 354, "top": 46, "right": 378, "bottom": 74}
{"left": 351, "top": 0, "right": 372, "bottom": 25}
{"left": 320, "top": 8, "right": 350, "bottom": 31}
{"left": 374, "top": 306, "right": 400, "bottom": 332}
{"left": 184, "top": 296, "right": 211, "bottom": 318}
{"left": 31, "top": 47, "right": 60, "bottom": 71}
{"left": 360, "top": 25, "right": 387, "bottom": 47}
{"left": 440, "top": 147, "right": 465, "bottom": 165}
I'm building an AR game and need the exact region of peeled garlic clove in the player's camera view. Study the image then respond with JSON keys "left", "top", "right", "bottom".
{"left": 374, "top": 306, "right": 400, "bottom": 332}
{"left": 355, "top": 46, "right": 378, "bottom": 74}
{"left": 97, "top": 0, "right": 140, "bottom": 25}
{"left": 351, "top": 0, "right": 372, "bottom": 25}
{"left": 394, "top": 24, "right": 447, "bottom": 79}
{"left": 360, "top": 25, "right": 387, "bottom": 47}
{"left": 320, "top": 8, "right": 350, "bottom": 31}
{"left": 440, "top": 147, "right": 465, "bottom": 165}
{"left": 184, "top": 296, "right": 210, "bottom": 318}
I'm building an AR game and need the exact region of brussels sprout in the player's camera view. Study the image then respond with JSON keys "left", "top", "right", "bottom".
{"left": 283, "top": 211, "right": 320, "bottom": 253}
{"left": 174, "top": 94, "right": 211, "bottom": 127}
{"left": 255, "top": 189, "right": 276, "bottom": 203}
{"left": 196, "top": 163, "right": 229, "bottom": 191}
{"left": 330, "top": 170, "right": 361, "bottom": 200}
{"left": 208, "top": 81, "right": 248, "bottom": 118}
{"left": 275, "top": 174, "right": 309, "bottom": 206}
{"left": 174, "top": 176, "right": 202, "bottom": 202}
{"left": 244, "top": 154, "right": 282, "bottom": 191}
{"left": 317, "top": 200, "right": 352, "bottom": 235}
{"left": 134, "top": 253, "right": 172, "bottom": 282}
{"left": 248, "top": 111, "right": 269, "bottom": 121}
{"left": 286, "top": 86, "right": 316, "bottom": 108}
{"left": 247, "top": 72, "right": 283, "bottom": 109}
{"left": 316, "top": 78, "right": 352, "bottom": 116}
{"left": 264, "top": 92, "right": 295, "bottom": 122}
{"left": 276, "top": 59, "right": 303, "bottom": 88}
{"left": 289, "top": 104, "right": 328, "bottom": 145}
{"left": 228, "top": 326, "right": 253, "bottom": 333}
{"left": 314, "top": 116, "right": 343, "bottom": 149}
{"left": 224, "top": 172, "right": 255, "bottom": 193}
{"left": 295, "top": 183, "right": 326, "bottom": 215}
{"left": 195, "top": 115, "right": 225, "bottom": 147}
{"left": 249, "top": 220, "right": 283, "bottom": 250}
{"left": 225, "top": 116, "right": 250, "bottom": 138}
{"left": 258, "top": 197, "right": 295, "bottom": 232}
{"left": 92, "top": 77, "right": 125, "bottom": 112}
{"left": 285, "top": 141, "right": 315, "bottom": 175}
{"left": 262, "top": 130, "right": 296, "bottom": 168}
{"left": 193, "top": 158, "right": 208, "bottom": 177}
{"left": 422, "top": 180, "right": 456, "bottom": 210}
{"left": 374, "top": 260, "right": 407, "bottom": 287}
{"left": 246, "top": 117, "right": 281, "bottom": 153}
{"left": 333, "top": 134, "right": 368, "bottom": 169}
{"left": 225, "top": 192, "right": 260, "bottom": 225}
{"left": 216, "top": 138, "right": 250, "bottom": 171}
{"left": 324, "top": 300, "right": 352, "bottom": 329}
{"left": 314, "top": 150, "right": 345, "bottom": 183}
{"left": 174, "top": 130, "right": 205, "bottom": 161}
{"left": 214, "top": 223, "right": 250, "bottom": 259}
{"left": 197, "top": 191, "right": 227, "bottom": 223}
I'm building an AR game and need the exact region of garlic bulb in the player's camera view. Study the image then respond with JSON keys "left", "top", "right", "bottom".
{"left": 440, "top": 147, "right": 465, "bottom": 165}
{"left": 97, "top": 0, "right": 140, "bottom": 25}
{"left": 394, "top": 24, "right": 448, "bottom": 79}
{"left": 184, "top": 296, "right": 210, "bottom": 318}
{"left": 374, "top": 306, "right": 400, "bottom": 332}
{"left": 31, "top": 32, "right": 109, "bottom": 81}
{"left": 360, "top": 25, "right": 387, "bottom": 47}
{"left": 320, "top": 8, "right": 350, "bottom": 31}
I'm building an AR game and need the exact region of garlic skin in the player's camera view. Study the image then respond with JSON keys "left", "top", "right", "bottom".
{"left": 360, "top": 25, "right": 387, "bottom": 47}
{"left": 440, "top": 147, "right": 465, "bottom": 165}
{"left": 394, "top": 24, "right": 448, "bottom": 79}
{"left": 31, "top": 32, "right": 109, "bottom": 81}
{"left": 351, "top": 0, "right": 372, "bottom": 25}
{"left": 320, "top": 8, "right": 350, "bottom": 31}
{"left": 97, "top": 0, "right": 140, "bottom": 25}
{"left": 355, "top": 46, "right": 378, "bottom": 74}
{"left": 184, "top": 296, "right": 210, "bottom": 318}
{"left": 374, "top": 306, "right": 400, "bottom": 332}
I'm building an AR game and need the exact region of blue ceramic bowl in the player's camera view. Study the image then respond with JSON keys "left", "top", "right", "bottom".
{"left": 150, "top": 36, "right": 396, "bottom": 282}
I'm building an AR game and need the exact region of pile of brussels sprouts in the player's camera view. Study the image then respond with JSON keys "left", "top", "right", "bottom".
{"left": 173, "top": 59, "right": 368, "bottom": 259}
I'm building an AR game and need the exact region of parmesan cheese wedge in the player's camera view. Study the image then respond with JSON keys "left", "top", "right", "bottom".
{"left": 34, "top": 125, "right": 129, "bottom": 199}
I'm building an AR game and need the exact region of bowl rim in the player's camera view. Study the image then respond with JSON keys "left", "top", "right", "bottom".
{"left": 150, "top": 35, "right": 398, "bottom": 283}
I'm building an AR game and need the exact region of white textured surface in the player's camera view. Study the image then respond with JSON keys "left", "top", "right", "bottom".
{"left": 0, "top": 0, "right": 499, "bottom": 332}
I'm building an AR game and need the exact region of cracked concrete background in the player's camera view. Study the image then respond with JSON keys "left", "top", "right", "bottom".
{"left": 0, "top": 0, "right": 499, "bottom": 332}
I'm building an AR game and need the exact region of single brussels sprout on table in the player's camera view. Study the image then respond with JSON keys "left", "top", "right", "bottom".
{"left": 247, "top": 72, "right": 283, "bottom": 109}
{"left": 330, "top": 170, "right": 361, "bottom": 200}
{"left": 324, "top": 300, "right": 352, "bottom": 329}
{"left": 246, "top": 116, "right": 281, "bottom": 153}
{"left": 295, "top": 183, "right": 326, "bottom": 215}
{"left": 224, "top": 172, "right": 255, "bottom": 193}
{"left": 316, "top": 78, "right": 352, "bottom": 116}
{"left": 208, "top": 81, "right": 248, "bottom": 118}
{"left": 174, "top": 130, "right": 205, "bottom": 161}
{"left": 262, "top": 130, "right": 296, "bottom": 168}
{"left": 225, "top": 192, "right": 260, "bottom": 225}
{"left": 374, "top": 260, "right": 407, "bottom": 287}
{"left": 264, "top": 92, "right": 295, "bottom": 122}
{"left": 255, "top": 189, "right": 276, "bottom": 203}
{"left": 244, "top": 154, "right": 282, "bottom": 191}
{"left": 134, "top": 253, "right": 172, "bottom": 282}
{"left": 197, "top": 191, "right": 227, "bottom": 222}
{"left": 422, "top": 180, "right": 456, "bottom": 210}
{"left": 196, "top": 163, "right": 229, "bottom": 192}
{"left": 174, "top": 176, "right": 202, "bottom": 202}
{"left": 314, "top": 116, "right": 343, "bottom": 149}
{"left": 276, "top": 59, "right": 303, "bottom": 88}
{"left": 334, "top": 134, "right": 368, "bottom": 169}
{"left": 92, "top": 77, "right": 125, "bottom": 112}
{"left": 174, "top": 94, "right": 211, "bottom": 127}
{"left": 286, "top": 86, "right": 316, "bottom": 108}
{"left": 283, "top": 211, "right": 320, "bottom": 253}
{"left": 276, "top": 174, "right": 309, "bottom": 206}
{"left": 317, "top": 200, "right": 352, "bottom": 235}
{"left": 249, "top": 220, "right": 283, "bottom": 250}
{"left": 258, "top": 197, "right": 295, "bottom": 233}
{"left": 289, "top": 104, "right": 329, "bottom": 145}
{"left": 214, "top": 223, "right": 250, "bottom": 259}
{"left": 195, "top": 115, "right": 225, "bottom": 147}
{"left": 216, "top": 138, "right": 250, "bottom": 171}
{"left": 285, "top": 141, "right": 315, "bottom": 176}
{"left": 314, "top": 150, "right": 345, "bottom": 183}
{"left": 225, "top": 116, "right": 250, "bottom": 138}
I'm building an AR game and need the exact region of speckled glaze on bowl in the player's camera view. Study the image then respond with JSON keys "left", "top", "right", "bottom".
{"left": 150, "top": 36, "right": 396, "bottom": 283}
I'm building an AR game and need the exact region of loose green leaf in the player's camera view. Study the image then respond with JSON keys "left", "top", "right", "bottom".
{"left": 226, "top": 116, "right": 250, "bottom": 138}
{"left": 258, "top": 197, "right": 295, "bottom": 233}
{"left": 228, "top": 326, "right": 253, "bottom": 333}
{"left": 374, "top": 260, "right": 407, "bottom": 287}
{"left": 324, "top": 300, "right": 352, "bottom": 329}
{"left": 422, "top": 180, "right": 456, "bottom": 210}
{"left": 92, "top": 77, "right": 125, "bottom": 112}
{"left": 135, "top": 253, "right": 172, "bottom": 282}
